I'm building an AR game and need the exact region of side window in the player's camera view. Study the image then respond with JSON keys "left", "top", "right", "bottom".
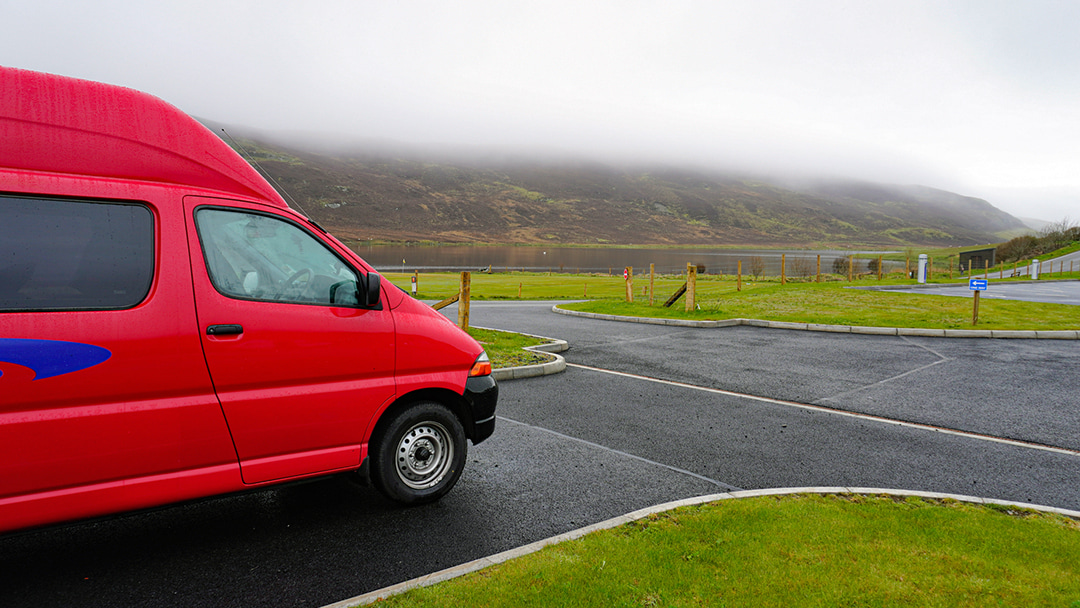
{"left": 194, "top": 207, "right": 361, "bottom": 306}
{"left": 0, "top": 196, "right": 154, "bottom": 311}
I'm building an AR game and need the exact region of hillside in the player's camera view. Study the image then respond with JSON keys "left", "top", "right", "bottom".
{"left": 225, "top": 135, "right": 1025, "bottom": 247}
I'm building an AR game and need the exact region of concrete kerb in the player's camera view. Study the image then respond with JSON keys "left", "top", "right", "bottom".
{"left": 324, "top": 487, "right": 1080, "bottom": 608}
{"left": 476, "top": 326, "right": 568, "bottom": 382}
{"left": 551, "top": 305, "right": 1079, "bottom": 339}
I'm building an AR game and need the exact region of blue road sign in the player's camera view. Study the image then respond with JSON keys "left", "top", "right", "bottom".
{"left": 969, "top": 278, "right": 988, "bottom": 291}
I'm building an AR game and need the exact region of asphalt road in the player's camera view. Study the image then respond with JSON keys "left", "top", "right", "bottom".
{"left": 877, "top": 279, "right": 1080, "bottom": 305}
{"left": 3, "top": 301, "right": 1079, "bottom": 608}
{"left": 1012, "top": 249, "right": 1080, "bottom": 277}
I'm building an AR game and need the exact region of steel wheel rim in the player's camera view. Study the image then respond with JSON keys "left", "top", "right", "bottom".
{"left": 395, "top": 421, "right": 454, "bottom": 490}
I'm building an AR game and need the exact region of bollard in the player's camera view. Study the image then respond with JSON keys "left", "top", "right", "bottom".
{"left": 1031, "top": 259, "right": 1041, "bottom": 280}
{"left": 917, "top": 254, "right": 928, "bottom": 283}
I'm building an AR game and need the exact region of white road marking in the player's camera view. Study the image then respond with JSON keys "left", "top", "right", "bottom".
{"left": 817, "top": 335, "right": 951, "bottom": 403}
{"left": 497, "top": 415, "right": 739, "bottom": 491}
{"left": 568, "top": 363, "right": 1080, "bottom": 458}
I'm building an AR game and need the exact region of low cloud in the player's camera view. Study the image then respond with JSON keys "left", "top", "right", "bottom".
{"left": 4, "top": 0, "right": 1079, "bottom": 220}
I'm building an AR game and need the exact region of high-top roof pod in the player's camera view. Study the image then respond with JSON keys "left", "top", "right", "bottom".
{"left": 0, "top": 66, "right": 286, "bottom": 205}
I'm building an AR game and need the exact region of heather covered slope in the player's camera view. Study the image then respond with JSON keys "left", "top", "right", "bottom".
{"left": 227, "top": 135, "right": 1025, "bottom": 247}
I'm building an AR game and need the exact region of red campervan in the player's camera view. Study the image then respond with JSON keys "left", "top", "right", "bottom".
{"left": 0, "top": 67, "right": 497, "bottom": 533}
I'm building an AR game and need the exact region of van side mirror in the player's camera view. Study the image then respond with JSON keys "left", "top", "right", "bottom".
{"left": 363, "top": 273, "right": 381, "bottom": 307}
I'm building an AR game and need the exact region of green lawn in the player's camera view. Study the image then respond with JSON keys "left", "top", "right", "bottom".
{"left": 390, "top": 271, "right": 1080, "bottom": 331}
{"left": 562, "top": 281, "right": 1080, "bottom": 331}
{"left": 372, "top": 493, "right": 1080, "bottom": 608}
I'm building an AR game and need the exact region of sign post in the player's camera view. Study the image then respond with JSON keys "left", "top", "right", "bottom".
{"left": 969, "top": 278, "right": 987, "bottom": 325}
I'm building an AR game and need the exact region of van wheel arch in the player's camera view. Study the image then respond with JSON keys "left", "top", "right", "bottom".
{"left": 371, "top": 388, "right": 474, "bottom": 443}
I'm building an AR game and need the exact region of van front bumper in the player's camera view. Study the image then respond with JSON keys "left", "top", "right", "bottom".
{"left": 464, "top": 375, "right": 498, "bottom": 444}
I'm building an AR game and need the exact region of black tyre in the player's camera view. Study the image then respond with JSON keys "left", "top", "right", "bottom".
{"left": 370, "top": 401, "right": 467, "bottom": 504}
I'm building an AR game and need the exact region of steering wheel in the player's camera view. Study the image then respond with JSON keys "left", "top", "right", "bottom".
{"left": 278, "top": 268, "right": 312, "bottom": 300}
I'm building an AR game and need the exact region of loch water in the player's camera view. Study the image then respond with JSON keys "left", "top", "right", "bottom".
{"left": 351, "top": 244, "right": 898, "bottom": 276}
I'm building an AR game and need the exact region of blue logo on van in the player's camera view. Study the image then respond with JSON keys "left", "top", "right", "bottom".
{"left": 0, "top": 339, "right": 112, "bottom": 380}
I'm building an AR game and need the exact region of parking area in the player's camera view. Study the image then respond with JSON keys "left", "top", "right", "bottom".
{"left": 3, "top": 302, "right": 1079, "bottom": 608}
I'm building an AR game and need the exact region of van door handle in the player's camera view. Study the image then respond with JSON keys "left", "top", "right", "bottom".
{"left": 206, "top": 324, "right": 244, "bottom": 336}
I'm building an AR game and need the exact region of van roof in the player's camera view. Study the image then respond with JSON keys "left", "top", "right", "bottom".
{"left": 0, "top": 67, "right": 287, "bottom": 206}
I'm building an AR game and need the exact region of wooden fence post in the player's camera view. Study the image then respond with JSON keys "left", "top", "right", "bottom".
{"left": 685, "top": 263, "right": 697, "bottom": 312}
{"left": 816, "top": 255, "right": 821, "bottom": 283}
{"left": 848, "top": 255, "right": 853, "bottom": 282}
{"left": 649, "top": 263, "right": 655, "bottom": 306}
{"left": 737, "top": 260, "right": 742, "bottom": 291}
{"left": 625, "top": 266, "right": 634, "bottom": 303}
{"left": 781, "top": 254, "right": 786, "bottom": 285}
{"left": 877, "top": 255, "right": 883, "bottom": 280}
{"left": 457, "top": 271, "right": 471, "bottom": 330}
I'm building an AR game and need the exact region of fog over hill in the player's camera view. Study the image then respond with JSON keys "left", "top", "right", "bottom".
{"left": 221, "top": 130, "right": 1026, "bottom": 248}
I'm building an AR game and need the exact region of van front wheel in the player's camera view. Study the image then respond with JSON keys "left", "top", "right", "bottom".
{"left": 370, "top": 402, "right": 467, "bottom": 504}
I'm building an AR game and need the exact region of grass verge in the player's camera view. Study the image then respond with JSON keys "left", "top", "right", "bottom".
{"left": 370, "top": 494, "right": 1080, "bottom": 608}
{"left": 466, "top": 327, "right": 554, "bottom": 369}
{"left": 390, "top": 271, "right": 1079, "bottom": 331}
{"left": 561, "top": 280, "right": 1080, "bottom": 331}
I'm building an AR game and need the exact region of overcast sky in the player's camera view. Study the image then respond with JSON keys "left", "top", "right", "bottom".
{"left": 4, "top": 0, "right": 1078, "bottom": 221}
